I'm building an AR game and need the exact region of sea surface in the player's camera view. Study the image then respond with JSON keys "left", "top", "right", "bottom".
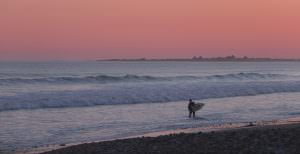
{"left": 1, "top": 61, "right": 300, "bottom": 152}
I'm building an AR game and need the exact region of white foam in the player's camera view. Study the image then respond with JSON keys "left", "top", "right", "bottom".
{"left": 1, "top": 80, "right": 300, "bottom": 111}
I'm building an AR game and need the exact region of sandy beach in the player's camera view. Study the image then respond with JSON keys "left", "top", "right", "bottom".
{"left": 14, "top": 117, "right": 300, "bottom": 154}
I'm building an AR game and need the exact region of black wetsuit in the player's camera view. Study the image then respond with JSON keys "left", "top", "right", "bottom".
{"left": 188, "top": 102, "right": 195, "bottom": 118}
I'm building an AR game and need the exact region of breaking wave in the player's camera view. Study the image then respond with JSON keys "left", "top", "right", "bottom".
{"left": 0, "top": 73, "right": 291, "bottom": 85}
{"left": 1, "top": 80, "right": 300, "bottom": 111}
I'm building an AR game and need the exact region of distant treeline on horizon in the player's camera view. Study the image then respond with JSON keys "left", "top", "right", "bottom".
{"left": 98, "top": 55, "right": 300, "bottom": 62}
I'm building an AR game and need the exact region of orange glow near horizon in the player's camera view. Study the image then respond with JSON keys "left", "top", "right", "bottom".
{"left": 1, "top": 0, "right": 300, "bottom": 60}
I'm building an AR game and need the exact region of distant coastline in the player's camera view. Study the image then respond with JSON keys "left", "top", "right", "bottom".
{"left": 98, "top": 55, "right": 300, "bottom": 62}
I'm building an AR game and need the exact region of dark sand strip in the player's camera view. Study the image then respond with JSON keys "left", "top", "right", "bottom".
{"left": 40, "top": 119, "right": 300, "bottom": 154}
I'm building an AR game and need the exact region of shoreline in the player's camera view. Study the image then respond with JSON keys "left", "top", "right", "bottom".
{"left": 16, "top": 117, "right": 300, "bottom": 154}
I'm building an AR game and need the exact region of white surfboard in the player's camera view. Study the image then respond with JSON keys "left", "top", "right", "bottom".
{"left": 191, "top": 103, "right": 205, "bottom": 112}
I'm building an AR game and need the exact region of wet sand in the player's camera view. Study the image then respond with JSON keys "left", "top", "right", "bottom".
{"left": 28, "top": 117, "right": 300, "bottom": 154}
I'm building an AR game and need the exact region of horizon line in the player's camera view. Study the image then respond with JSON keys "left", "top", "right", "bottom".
{"left": 1, "top": 56, "right": 300, "bottom": 62}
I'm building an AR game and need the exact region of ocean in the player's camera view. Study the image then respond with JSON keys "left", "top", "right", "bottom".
{"left": 1, "top": 61, "right": 300, "bottom": 152}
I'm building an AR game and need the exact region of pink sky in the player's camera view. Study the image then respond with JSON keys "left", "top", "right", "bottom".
{"left": 1, "top": 0, "right": 300, "bottom": 60}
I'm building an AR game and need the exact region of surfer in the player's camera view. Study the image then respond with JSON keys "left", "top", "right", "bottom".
{"left": 188, "top": 99, "right": 205, "bottom": 118}
{"left": 188, "top": 99, "right": 196, "bottom": 118}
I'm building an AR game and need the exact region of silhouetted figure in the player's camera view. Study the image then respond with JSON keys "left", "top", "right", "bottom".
{"left": 188, "top": 99, "right": 195, "bottom": 118}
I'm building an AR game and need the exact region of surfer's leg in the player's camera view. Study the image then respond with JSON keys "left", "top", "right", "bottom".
{"left": 189, "top": 111, "right": 192, "bottom": 118}
{"left": 192, "top": 112, "right": 195, "bottom": 118}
